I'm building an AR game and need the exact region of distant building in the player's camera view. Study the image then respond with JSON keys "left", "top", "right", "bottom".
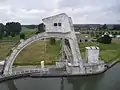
{"left": 116, "top": 35, "right": 120, "bottom": 38}
{"left": 74, "top": 24, "right": 101, "bottom": 31}
{"left": 75, "top": 32, "right": 92, "bottom": 42}
{"left": 101, "top": 32, "right": 114, "bottom": 38}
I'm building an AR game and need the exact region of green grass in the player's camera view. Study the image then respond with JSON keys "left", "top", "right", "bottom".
{"left": 0, "top": 41, "right": 17, "bottom": 59}
{"left": 20, "top": 27, "right": 37, "bottom": 38}
{"left": 0, "top": 27, "right": 37, "bottom": 60}
{"left": 14, "top": 40, "right": 60, "bottom": 65}
{"left": 79, "top": 39, "right": 120, "bottom": 62}
{"left": 0, "top": 28, "right": 120, "bottom": 65}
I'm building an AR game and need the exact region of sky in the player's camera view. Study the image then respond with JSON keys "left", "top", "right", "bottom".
{"left": 0, "top": 0, "right": 120, "bottom": 24}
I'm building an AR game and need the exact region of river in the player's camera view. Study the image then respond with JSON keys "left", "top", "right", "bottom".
{"left": 0, "top": 63, "right": 120, "bottom": 90}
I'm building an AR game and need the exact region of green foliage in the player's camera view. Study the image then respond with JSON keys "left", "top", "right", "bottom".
{"left": 0, "top": 23, "right": 4, "bottom": 36}
{"left": 102, "top": 24, "right": 108, "bottom": 30}
{"left": 86, "top": 31, "right": 89, "bottom": 34}
{"left": 5, "top": 22, "right": 21, "bottom": 36}
{"left": 113, "top": 25, "right": 120, "bottom": 30}
{"left": 37, "top": 23, "right": 45, "bottom": 33}
{"left": 0, "top": 34, "right": 3, "bottom": 39}
{"left": 50, "top": 38, "right": 56, "bottom": 45}
{"left": 115, "top": 32, "right": 118, "bottom": 35}
{"left": 98, "top": 35, "right": 112, "bottom": 44}
{"left": 79, "top": 41, "right": 120, "bottom": 62}
{"left": 20, "top": 33, "right": 25, "bottom": 39}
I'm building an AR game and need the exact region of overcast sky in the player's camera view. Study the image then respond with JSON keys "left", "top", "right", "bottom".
{"left": 0, "top": 0, "right": 120, "bottom": 24}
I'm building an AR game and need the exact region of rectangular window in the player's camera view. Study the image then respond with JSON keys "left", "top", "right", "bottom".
{"left": 54, "top": 23, "right": 57, "bottom": 26}
{"left": 58, "top": 23, "right": 61, "bottom": 26}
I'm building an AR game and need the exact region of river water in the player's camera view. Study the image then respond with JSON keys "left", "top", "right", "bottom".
{"left": 0, "top": 63, "right": 120, "bottom": 90}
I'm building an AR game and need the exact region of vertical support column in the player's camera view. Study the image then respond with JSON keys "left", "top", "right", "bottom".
{"left": 41, "top": 61, "right": 45, "bottom": 71}
{"left": 61, "top": 39, "right": 65, "bottom": 60}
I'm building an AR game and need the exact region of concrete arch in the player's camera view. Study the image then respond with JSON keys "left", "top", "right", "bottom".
{"left": 3, "top": 32, "right": 73, "bottom": 75}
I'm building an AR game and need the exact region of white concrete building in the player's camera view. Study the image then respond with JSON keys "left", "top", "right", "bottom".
{"left": 86, "top": 46, "right": 99, "bottom": 63}
{"left": 42, "top": 13, "right": 72, "bottom": 33}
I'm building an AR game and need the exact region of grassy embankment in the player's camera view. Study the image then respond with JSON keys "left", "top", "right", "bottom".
{"left": 14, "top": 38, "right": 120, "bottom": 65}
{"left": 14, "top": 40, "right": 60, "bottom": 65}
{"left": 0, "top": 27, "right": 37, "bottom": 59}
{"left": 0, "top": 28, "right": 120, "bottom": 65}
{"left": 80, "top": 39, "right": 120, "bottom": 62}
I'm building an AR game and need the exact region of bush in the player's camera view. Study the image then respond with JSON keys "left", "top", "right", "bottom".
{"left": 0, "top": 34, "right": 3, "bottom": 39}
{"left": 20, "top": 33, "right": 25, "bottom": 39}
{"left": 97, "top": 35, "right": 112, "bottom": 44}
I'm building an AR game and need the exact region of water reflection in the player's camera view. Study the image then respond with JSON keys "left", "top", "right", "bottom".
{"left": 66, "top": 74, "right": 104, "bottom": 90}
{"left": 6, "top": 80, "right": 17, "bottom": 90}
{"left": 1, "top": 63, "right": 120, "bottom": 90}
{"left": 60, "top": 78, "right": 64, "bottom": 90}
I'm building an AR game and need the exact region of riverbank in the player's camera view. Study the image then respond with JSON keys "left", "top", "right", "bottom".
{"left": 0, "top": 68, "right": 106, "bottom": 83}
{"left": 0, "top": 59, "right": 119, "bottom": 83}
{"left": 106, "top": 58, "right": 120, "bottom": 69}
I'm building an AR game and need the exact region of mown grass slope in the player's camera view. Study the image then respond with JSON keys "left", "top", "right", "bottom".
{"left": 14, "top": 40, "right": 60, "bottom": 65}
{"left": 79, "top": 39, "right": 120, "bottom": 62}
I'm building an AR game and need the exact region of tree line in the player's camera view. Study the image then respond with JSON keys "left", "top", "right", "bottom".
{"left": 0, "top": 22, "right": 46, "bottom": 39}
{"left": 0, "top": 22, "right": 21, "bottom": 39}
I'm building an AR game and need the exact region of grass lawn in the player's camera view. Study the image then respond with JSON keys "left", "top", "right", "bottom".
{"left": 0, "top": 41, "right": 17, "bottom": 59}
{"left": 0, "top": 27, "right": 120, "bottom": 65}
{"left": 20, "top": 27, "right": 37, "bottom": 38}
{"left": 79, "top": 39, "right": 120, "bottom": 62}
{"left": 14, "top": 40, "right": 60, "bottom": 65}
{"left": 0, "top": 27, "right": 37, "bottom": 60}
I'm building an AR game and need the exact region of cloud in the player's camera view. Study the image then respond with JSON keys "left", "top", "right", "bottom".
{"left": 0, "top": 0, "right": 119, "bottom": 24}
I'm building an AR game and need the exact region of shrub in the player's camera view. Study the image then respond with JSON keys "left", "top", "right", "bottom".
{"left": 98, "top": 35, "right": 112, "bottom": 44}
{"left": 20, "top": 33, "right": 25, "bottom": 39}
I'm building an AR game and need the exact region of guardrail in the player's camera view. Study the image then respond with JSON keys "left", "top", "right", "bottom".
{"left": 0, "top": 68, "right": 50, "bottom": 82}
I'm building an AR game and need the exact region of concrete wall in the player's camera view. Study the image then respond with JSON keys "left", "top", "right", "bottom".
{"left": 86, "top": 46, "right": 99, "bottom": 63}
{"left": 75, "top": 32, "right": 92, "bottom": 42}
{"left": 42, "top": 13, "right": 71, "bottom": 33}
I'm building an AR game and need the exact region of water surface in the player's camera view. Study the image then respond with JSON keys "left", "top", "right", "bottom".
{"left": 0, "top": 63, "right": 120, "bottom": 90}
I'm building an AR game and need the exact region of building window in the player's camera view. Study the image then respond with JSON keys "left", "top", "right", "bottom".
{"left": 85, "top": 39, "right": 88, "bottom": 42}
{"left": 58, "top": 23, "right": 61, "bottom": 26}
{"left": 54, "top": 23, "right": 57, "bottom": 26}
{"left": 80, "top": 40, "right": 82, "bottom": 42}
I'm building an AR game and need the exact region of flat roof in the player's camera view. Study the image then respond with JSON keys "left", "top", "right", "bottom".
{"left": 85, "top": 46, "right": 99, "bottom": 50}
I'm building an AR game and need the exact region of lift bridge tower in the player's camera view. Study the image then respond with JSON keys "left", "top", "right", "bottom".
{"left": 42, "top": 13, "right": 84, "bottom": 74}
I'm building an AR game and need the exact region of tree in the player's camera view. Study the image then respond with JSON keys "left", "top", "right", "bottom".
{"left": 20, "top": 33, "right": 25, "bottom": 39}
{"left": 37, "top": 23, "right": 45, "bottom": 33}
{"left": 113, "top": 25, "right": 120, "bottom": 30}
{"left": 97, "top": 35, "right": 112, "bottom": 44}
{"left": 102, "top": 24, "right": 108, "bottom": 30}
{"left": 115, "top": 32, "right": 118, "bottom": 35}
{"left": 0, "top": 23, "right": 5, "bottom": 39}
{"left": 5, "top": 22, "right": 21, "bottom": 36}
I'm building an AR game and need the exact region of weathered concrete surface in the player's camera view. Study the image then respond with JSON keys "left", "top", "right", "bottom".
{"left": 3, "top": 13, "right": 83, "bottom": 75}
{"left": 3, "top": 13, "right": 106, "bottom": 76}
